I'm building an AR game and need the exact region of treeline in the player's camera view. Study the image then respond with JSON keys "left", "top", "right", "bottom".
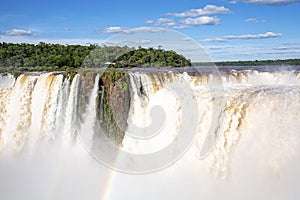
{"left": 193, "top": 59, "right": 300, "bottom": 66}
{"left": 0, "top": 42, "right": 191, "bottom": 71}
{"left": 0, "top": 42, "right": 94, "bottom": 68}
{"left": 114, "top": 47, "right": 191, "bottom": 67}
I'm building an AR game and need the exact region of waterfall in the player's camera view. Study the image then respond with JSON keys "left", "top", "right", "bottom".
{"left": 0, "top": 68, "right": 300, "bottom": 200}
{"left": 79, "top": 74, "right": 100, "bottom": 150}
{"left": 2, "top": 74, "right": 37, "bottom": 151}
{"left": 63, "top": 74, "right": 80, "bottom": 141}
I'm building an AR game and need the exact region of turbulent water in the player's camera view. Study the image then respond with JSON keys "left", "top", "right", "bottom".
{"left": 0, "top": 67, "right": 300, "bottom": 200}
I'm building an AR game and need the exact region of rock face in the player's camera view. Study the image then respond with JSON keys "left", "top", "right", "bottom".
{"left": 99, "top": 71, "right": 131, "bottom": 145}
{"left": 108, "top": 75, "right": 131, "bottom": 135}
{"left": 78, "top": 72, "right": 97, "bottom": 120}
{"left": 77, "top": 71, "right": 130, "bottom": 145}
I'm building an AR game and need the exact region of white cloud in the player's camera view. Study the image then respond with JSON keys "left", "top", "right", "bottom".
{"left": 200, "top": 32, "right": 282, "bottom": 42}
{"left": 96, "top": 27, "right": 168, "bottom": 34}
{"left": 168, "top": 5, "right": 230, "bottom": 18}
{"left": 201, "top": 43, "right": 300, "bottom": 62}
{"left": 0, "top": 36, "right": 151, "bottom": 47}
{"left": 0, "top": 36, "right": 105, "bottom": 45}
{"left": 154, "top": 18, "right": 176, "bottom": 26}
{"left": 155, "top": 18, "right": 173, "bottom": 24}
{"left": 171, "top": 24, "right": 189, "bottom": 29}
{"left": 145, "top": 20, "right": 154, "bottom": 24}
{"left": 147, "top": 18, "right": 189, "bottom": 29}
{"left": 228, "top": 0, "right": 237, "bottom": 4}
{"left": 2, "top": 29, "right": 33, "bottom": 36}
{"left": 245, "top": 18, "right": 259, "bottom": 23}
{"left": 200, "top": 38, "right": 228, "bottom": 42}
{"left": 204, "top": 45, "right": 229, "bottom": 50}
{"left": 180, "top": 16, "right": 220, "bottom": 26}
{"left": 224, "top": 32, "right": 282, "bottom": 39}
{"left": 245, "top": 18, "right": 265, "bottom": 23}
{"left": 241, "top": 0, "right": 300, "bottom": 4}
{"left": 144, "top": 5, "right": 229, "bottom": 29}
{"left": 104, "top": 39, "right": 151, "bottom": 46}
{"left": 181, "top": 37, "right": 192, "bottom": 41}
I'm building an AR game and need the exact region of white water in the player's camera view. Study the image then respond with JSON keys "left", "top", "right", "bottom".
{"left": 63, "top": 74, "right": 80, "bottom": 141}
{"left": 80, "top": 74, "right": 100, "bottom": 149}
{"left": 0, "top": 69, "right": 300, "bottom": 200}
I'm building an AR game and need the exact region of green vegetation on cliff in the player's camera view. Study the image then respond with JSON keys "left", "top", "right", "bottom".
{"left": 99, "top": 71, "right": 131, "bottom": 145}
{"left": 76, "top": 71, "right": 130, "bottom": 145}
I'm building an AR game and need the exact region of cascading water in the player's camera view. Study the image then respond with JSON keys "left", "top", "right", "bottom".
{"left": 63, "top": 74, "right": 80, "bottom": 141}
{"left": 0, "top": 68, "right": 300, "bottom": 200}
{"left": 80, "top": 74, "right": 100, "bottom": 149}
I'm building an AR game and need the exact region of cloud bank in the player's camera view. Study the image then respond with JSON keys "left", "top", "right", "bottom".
{"left": 1, "top": 29, "right": 33, "bottom": 36}
{"left": 242, "top": 0, "right": 300, "bottom": 4}
{"left": 167, "top": 5, "right": 230, "bottom": 17}
{"left": 180, "top": 16, "right": 221, "bottom": 25}
{"left": 96, "top": 27, "right": 168, "bottom": 34}
{"left": 200, "top": 32, "right": 282, "bottom": 42}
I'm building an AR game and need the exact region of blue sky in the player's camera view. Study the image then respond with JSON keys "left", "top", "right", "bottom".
{"left": 0, "top": 0, "right": 300, "bottom": 61}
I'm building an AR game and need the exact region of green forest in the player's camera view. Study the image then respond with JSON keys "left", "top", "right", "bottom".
{"left": 0, "top": 42, "right": 191, "bottom": 73}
